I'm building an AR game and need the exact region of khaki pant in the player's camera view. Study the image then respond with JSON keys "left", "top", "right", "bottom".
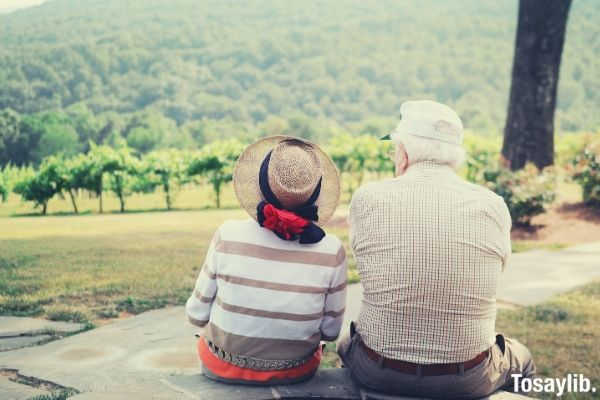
{"left": 337, "top": 329, "right": 536, "bottom": 399}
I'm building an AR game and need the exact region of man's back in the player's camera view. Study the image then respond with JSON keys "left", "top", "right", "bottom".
{"left": 349, "top": 161, "right": 512, "bottom": 364}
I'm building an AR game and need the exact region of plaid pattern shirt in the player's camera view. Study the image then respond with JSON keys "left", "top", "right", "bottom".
{"left": 349, "top": 161, "right": 512, "bottom": 364}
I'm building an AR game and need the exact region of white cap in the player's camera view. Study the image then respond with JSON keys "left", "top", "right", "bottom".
{"left": 384, "top": 100, "right": 464, "bottom": 146}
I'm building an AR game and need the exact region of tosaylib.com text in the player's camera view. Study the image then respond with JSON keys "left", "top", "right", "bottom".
{"left": 512, "top": 374, "right": 597, "bottom": 397}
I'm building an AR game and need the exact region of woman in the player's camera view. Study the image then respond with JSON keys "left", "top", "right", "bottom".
{"left": 185, "top": 136, "right": 347, "bottom": 385}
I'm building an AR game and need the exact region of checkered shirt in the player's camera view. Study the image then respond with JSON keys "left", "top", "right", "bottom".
{"left": 349, "top": 161, "right": 512, "bottom": 364}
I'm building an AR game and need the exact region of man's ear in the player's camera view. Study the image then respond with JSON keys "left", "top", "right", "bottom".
{"left": 395, "top": 144, "right": 409, "bottom": 176}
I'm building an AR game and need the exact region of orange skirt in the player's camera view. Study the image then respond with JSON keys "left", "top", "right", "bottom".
{"left": 197, "top": 339, "right": 321, "bottom": 383}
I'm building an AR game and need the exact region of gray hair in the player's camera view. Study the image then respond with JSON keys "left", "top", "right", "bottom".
{"left": 395, "top": 133, "right": 466, "bottom": 169}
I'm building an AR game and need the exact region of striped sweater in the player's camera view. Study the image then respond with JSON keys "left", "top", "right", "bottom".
{"left": 186, "top": 219, "right": 347, "bottom": 362}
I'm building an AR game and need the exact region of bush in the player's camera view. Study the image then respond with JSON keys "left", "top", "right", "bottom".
{"left": 570, "top": 140, "right": 600, "bottom": 207}
{"left": 468, "top": 159, "right": 556, "bottom": 226}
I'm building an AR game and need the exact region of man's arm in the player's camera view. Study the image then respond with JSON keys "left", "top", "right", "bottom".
{"left": 319, "top": 245, "right": 347, "bottom": 341}
{"left": 185, "top": 230, "right": 220, "bottom": 327}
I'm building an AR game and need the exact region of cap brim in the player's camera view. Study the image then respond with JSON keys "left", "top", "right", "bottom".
{"left": 380, "top": 134, "right": 391, "bottom": 140}
{"left": 233, "top": 136, "right": 341, "bottom": 225}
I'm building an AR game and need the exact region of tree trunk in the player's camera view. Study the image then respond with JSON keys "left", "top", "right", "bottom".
{"left": 165, "top": 184, "right": 171, "bottom": 210}
{"left": 42, "top": 202, "right": 47, "bottom": 215}
{"left": 119, "top": 195, "right": 125, "bottom": 213}
{"left": 502, "top": 0, "right": 571, "bottom": 170}
{"left": 98, "top": 178, "right": 104, "bottom": 214}
{"left": 68, "top": 189, "right": 79, "bottom": 214}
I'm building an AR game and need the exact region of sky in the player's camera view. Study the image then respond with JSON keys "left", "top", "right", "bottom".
{"left": 0, "top": 0, "right": 46, "bottom": 14}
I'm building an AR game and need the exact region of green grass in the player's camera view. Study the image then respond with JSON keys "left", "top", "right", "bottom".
{"left": 512, "top": 241, "right": 569, "bottom": 253}
{"left": 496, "top": 281, "right": 600, "bottom": 399}
{"left": 0, "top": 207, "right": 248, "bottom": 321}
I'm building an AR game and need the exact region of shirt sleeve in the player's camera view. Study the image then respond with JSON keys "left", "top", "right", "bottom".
{"left": 500, "top": 201, "right": 512, "bottom": 270}
{"left": 185, "top": 229, "right": 220, "bottom": 327}
{"left": 492, "top": 196, "right": 512, "bottom": 270}
{"left": 319, "top": 244, "right": 347, "bottom": 341}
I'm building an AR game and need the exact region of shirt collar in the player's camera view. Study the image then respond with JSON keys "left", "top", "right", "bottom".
{"left": 401, "top": 160, "right": 456, "bottom": 179}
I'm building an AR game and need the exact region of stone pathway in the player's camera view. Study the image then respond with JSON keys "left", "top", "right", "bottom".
{"left": 0, "top": 316, "right": 87, "bottom": 353}
{"left": 0, "top": 242, "right": 598, "bottom": 399}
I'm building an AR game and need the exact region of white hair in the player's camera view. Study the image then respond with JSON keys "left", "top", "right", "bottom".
{"left": 395, "top": 133, "right": 465, "bottom": 169}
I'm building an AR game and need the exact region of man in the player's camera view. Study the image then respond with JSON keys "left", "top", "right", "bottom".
{"left": 338, "top": 100, "right": 536, "bottom": 399}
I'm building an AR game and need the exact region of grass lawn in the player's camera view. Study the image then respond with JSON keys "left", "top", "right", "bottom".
{"left": 1, "top": 193, "right": 599, "bottom": 397}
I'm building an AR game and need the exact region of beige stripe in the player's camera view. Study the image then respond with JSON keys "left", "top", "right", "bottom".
{"left": 217, "top": 274, "right": 328, "bottom": 294}
{"left": 194, "top": 291, "right": 215, "bottom": 303}
{"left": 215, "top": 240, "right": 344, "bottom": 267}
{"left": 328, "top": 281, "right": 347, "bottom": 294}
{"left": 203, "top": 267, "right": 216, "bottom": 280}
{"left": 324, "top": 308, "right": 345, "bottom": 318}
{"left": 216, "top": 297, "right": 323, "bottom": 321}
{"left": 188, "top": 315, "right": 209, "bottom": 327}
{"left": 205, "top": 323, "right": 320, "bottom": 360}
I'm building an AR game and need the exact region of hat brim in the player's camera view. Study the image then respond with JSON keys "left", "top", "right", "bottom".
{"left": 380, "top": 134, "right": 391, "bottom": 140}
{"left": 233, "top": 136, "right": 341, "bottom": 225}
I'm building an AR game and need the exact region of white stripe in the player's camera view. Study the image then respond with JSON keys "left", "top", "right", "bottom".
{"left": 217, "top": 282, "right": 325, "bottom": 315}
{"left": 185, "top": 296, "right": 211, "bottom": 322}
{"left": 320, "top": 314, "right": 343, "bottom": 337}
{"left": 216, "top": 253, "right": 334, "bottom": 289}
{"left": 210, "top": 302, "right": 321, "bottom": 341}
{"left": 323, "top": 290, "right": 346, "bottom": 312}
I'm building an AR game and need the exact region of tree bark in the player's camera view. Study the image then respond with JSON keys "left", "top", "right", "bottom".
{"left": 502, "top": 0, "right": 572, "bottom": 170}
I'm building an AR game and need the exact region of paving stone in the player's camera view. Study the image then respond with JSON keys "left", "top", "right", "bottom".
{"left": 0, "top": 376, "right": 48, "bottom": 400}
{"left": 0, "top": 316, "right": 86, "bottom": 338}
{"left": 497, "top": 242, "right": 600, "bottom": 305}
{"left": 0, "top": 335, "right": 52, "bottom": 352}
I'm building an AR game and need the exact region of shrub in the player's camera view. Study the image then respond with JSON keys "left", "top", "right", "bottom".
{"left": 468, "top": 161, "right": 556, "bottom": 226}
{"left": 570, "top": 140, "right": 600, "bottom": 207}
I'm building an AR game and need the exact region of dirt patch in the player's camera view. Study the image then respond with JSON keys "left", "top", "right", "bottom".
{"left": 512, "top": 203, "right": 600, "bottom": 245}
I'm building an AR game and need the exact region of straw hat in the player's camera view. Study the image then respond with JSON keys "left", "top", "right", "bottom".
{"left": 233, "top": 136, "right": 340, "bottom": 225}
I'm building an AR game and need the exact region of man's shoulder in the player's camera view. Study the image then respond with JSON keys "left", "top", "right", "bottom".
{"left": 458, "top": 179, "right": 508, "bottom": 208}
{"left": 352, "top": 178, "right": 398, "bottom": 200}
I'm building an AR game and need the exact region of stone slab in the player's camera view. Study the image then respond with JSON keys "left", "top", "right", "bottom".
{"left": 0, "top": 376, "right": 48, "bottom": 400}
{"left": 0, "top": 307, "right": 199, "bottom": 397}
{"left": 0, "top": 316, "right": 86, "bottom": 337}
{"left": 0, "top": 335, "right": 52, "bottom": 352}
{"left": 166, "top": 370, "right": 525, "bottom": 400}
{"left": 497, "top": 242, "right": 600, "bottom": 305}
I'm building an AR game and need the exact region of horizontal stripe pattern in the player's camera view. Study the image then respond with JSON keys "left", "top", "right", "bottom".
{"left": 186, "top": 219, "right": 348, "bottom": 363}
{"left": 195, "top": 291, "right": 215, "bottom": 303}
{"left": 188, "top": 315, "right": 209, "bottom": 327}
{"left": 215, "top": 240, "right": 345, "bottom": 267}
{"left": 206, "top": 322, "right": 321, "bottom": 360}
{"left": 216, "top": 297, "right": 324, "bottom": 321}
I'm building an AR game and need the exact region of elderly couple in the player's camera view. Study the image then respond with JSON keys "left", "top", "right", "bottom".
{"left": 185, "top": 100, "right": 536, "bottom": 399}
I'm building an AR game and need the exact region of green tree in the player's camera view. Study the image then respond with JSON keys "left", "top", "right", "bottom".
{"left": 188, "top": 139, "right": 244, "bottom": 208}
{"left": 13, "top": 158, "right": 63, "bottom": 215}
{"left": 105, "top": 147, "right": 139, "bottom": 213}
{"left": 80, "top": 144, "right": 122, "bottom": 213}
{"left": 144, "top": 149, "right": 190, "bottom": 210}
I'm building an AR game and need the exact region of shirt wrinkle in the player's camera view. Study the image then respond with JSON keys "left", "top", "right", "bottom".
{"left": 349, "top": 162, "right": 511, "bottom": 364}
